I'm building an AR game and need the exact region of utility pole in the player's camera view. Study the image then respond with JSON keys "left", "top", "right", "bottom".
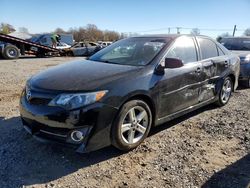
{"left": 232, "top": 25, "right": 237, "bottom": 37}
{"left": 168, "top": 27, "right": 171, "bottom": 34}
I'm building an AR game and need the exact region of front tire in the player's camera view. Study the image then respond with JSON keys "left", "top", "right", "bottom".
{"left": 216, "top": 77, "right": 233, "bottom": 106}
{"left": 111, "top": 100, "right": 152, "bottom": 151}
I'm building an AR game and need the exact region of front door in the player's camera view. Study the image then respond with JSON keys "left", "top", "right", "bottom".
{"left": 158, "top": 62, "right": 202, "bottom": 118}
{"left": 157, "top": 36, "right": 203, "bottom": 118}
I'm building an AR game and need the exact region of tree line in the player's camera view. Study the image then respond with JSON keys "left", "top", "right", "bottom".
{"left": 1, "top": 22, "right": 250, "bottom": 42}
{"left": 0, "top": 23, "right": 127, "bottom": 42}
{"left": 54, "top": 24, "right": 124, "bottom": 42}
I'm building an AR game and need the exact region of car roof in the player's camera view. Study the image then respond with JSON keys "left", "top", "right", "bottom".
{"left": 131, "top": 34, "right": 213, "bottom": 40}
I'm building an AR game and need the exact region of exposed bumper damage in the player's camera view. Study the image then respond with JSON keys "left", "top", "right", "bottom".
{"left": 19, "top": 93, "right": 118, "bottom": 153}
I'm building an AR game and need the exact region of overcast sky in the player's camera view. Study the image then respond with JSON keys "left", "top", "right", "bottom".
{"left": 1, "top": 0, "right": 250, "bottom": 37}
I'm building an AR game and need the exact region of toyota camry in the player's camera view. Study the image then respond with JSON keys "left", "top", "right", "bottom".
{"left": 20, "top": 34, "right": 240, "bottom": 153}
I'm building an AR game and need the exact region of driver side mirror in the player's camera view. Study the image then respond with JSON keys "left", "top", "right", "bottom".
{"left": 155, "top": 58, "right": 184, "bottom": 75}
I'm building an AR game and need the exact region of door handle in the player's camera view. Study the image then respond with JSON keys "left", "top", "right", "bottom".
{"left": 195, "top": 67, "right": 201, "bottom": 74}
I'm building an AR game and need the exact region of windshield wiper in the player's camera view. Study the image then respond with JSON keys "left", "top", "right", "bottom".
{"left": 97, "top": 60, "right": 119, "bottom": 64}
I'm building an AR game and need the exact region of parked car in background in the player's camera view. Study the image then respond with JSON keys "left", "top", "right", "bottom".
{"left": 100, "top": 41, "right": 112, "bottom": 47}
{"left": 65, "top": 42, "right": 102, "bottom": 56}
{"left": 55, "top": 42, "right": 71, "bottom": 50}
{"left": 20, "top": 34, "right": 240, "bottom": 153}
{"left": 220, "top": 37, "right": 250, "bottom": 87}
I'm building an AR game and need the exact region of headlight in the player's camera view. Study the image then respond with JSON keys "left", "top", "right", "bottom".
{"left": 48, "top": 90, "right": 108, "bottom": 110}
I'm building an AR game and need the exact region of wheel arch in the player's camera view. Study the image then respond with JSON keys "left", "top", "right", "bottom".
{"left": 227, "top": 73, "right": 236, "bottom": 91}
{"left": 120, "top": 93, "right": 157, "bottom": 126}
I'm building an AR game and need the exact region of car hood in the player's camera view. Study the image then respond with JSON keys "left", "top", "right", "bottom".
{"left": 231, "top": 50, "right": 250, "bottom": 58}
{"left": 30, "top": 60, "right": 143, "bottom": 91}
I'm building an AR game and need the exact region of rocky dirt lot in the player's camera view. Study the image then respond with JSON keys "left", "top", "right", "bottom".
{"left": 0, "top": 57, "right": 249, "bottom": 188}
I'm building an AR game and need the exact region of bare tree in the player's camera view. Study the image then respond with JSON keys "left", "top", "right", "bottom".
{"left": 190, "top": 28, "right": 200, "bottom": 35}
{"left": 243, "top": 28, "right": 250, "bottom": 36}
{"left": 53, "top": 24, "right": 123, "bottom": 42}
{"left": 85, "top": 24, "right": 103, "bottom": 41}
{"left": 216, "top": 32, "right": 232, "bottom": 42}
{"left": 54, "top": 28, "right": 66, "bottom": 34}
{"left": 103, "top": 30, "right": 120, "bottom": 41}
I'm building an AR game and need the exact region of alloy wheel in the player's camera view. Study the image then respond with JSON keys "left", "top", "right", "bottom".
{"left": 220, "top": 79, "right": 232, "bottom": 104}
{"left": 120, "top": 106, "right": 149, "bottom": 144}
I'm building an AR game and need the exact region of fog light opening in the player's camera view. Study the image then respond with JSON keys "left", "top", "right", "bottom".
{"left": 71, "top": 130, "right": 84, "bottom": 142}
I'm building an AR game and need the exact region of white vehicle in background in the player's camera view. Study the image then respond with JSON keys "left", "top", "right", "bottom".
{"left": 56, "top": 42, "right": 71, "bottom": 49}
{"left": 100, "top": 41, "right": 112, "bottom": 47}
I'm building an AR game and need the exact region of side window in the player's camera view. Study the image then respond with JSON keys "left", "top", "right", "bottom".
{"left": 198, "top": 38, "right": 218, "bottom": 59}
{"left": 167, "top": 36, "right": 197, "bottom": 64}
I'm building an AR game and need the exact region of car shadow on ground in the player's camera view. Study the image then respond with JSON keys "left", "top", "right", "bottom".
{"left": 149, "top": 103, "right": 217, "bottom": 136}
{"left": 0, "top": 116, "right": 122, "bottom": 187}
{"left": 237, "top": 84, "right": 249, "bottom": 90}
{"left": 0, "top": 103, "right": 233, "bottom": 187}
{"left": 202, "top": 154, "right": 250, "bottom": 188}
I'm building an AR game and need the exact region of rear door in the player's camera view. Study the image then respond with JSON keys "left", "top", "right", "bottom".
{"left": 196, "top": 37, "right": 229, "bottom": 102}
{"left": 158, "top": 36, "right": 203, "bottom": 118}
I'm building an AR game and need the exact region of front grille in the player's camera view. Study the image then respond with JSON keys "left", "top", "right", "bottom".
{"left": 24, "top": 88, "right": 53, "bottom": 106}
{"left": 29, "top": 98, "right": 51, "bottom": 105}
{"left": 22, "top": 118, "right": 70, "bottom": 142}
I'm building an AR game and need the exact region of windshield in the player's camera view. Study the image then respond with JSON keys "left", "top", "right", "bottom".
{"left": 221, "top": 38, "right": 250, "bottom": 51}
{"left": 89, "top": 37, "right": 169, "bottom": 66}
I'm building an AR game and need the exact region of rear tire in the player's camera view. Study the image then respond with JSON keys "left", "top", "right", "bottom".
{"left": 3, "top": 45, "right": 20, "bottom": 59}
{"left": 111, "top": 100, "right": 152, "bottom": 151}
{"left": 216, "top": 77, "right": 233, "bottom": 106}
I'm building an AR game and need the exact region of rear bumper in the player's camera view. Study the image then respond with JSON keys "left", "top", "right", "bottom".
{"left": 19, "top": 94, "right": 118, "bottom": 153}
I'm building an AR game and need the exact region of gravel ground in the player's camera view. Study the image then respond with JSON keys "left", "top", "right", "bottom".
{"left": 0, "top": 57, "right": 249, "bottom": 188}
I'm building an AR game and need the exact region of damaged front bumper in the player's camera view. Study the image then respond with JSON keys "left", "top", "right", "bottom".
{"left": 19, "top": 93, "right": 118, "bottom": 153}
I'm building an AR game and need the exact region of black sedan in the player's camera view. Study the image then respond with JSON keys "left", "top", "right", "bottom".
{"left": 220, "top": 37, "right": 250, "bottom": 87}
{"left": 20, "top": 34, "right": 240, "bottom": 153}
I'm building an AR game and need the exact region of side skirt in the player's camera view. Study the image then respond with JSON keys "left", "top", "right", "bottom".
{"left": 155, "top": 97, "right": 217, "bottom": 126}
